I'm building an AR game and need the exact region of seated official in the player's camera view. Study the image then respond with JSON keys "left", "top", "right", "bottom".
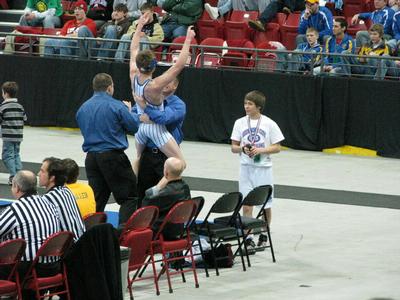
{"left": 63, "top": 158, "right": 96, "bottom": 218}
{"left": 142, "top": 157, "right": 190, "bottom": 240}
{"left": 39, "top": 157, "right": 86, "bottom": 241}
{"left": 0, "top": 171, "right": 61, "bottom": 299}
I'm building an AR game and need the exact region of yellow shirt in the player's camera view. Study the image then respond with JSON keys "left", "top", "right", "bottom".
{"left": 66, "top": 183, "right": 96, "bottom": 218}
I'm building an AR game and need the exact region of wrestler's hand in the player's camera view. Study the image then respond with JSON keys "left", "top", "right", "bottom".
{"left": 123, "top": 100, "right": 132, "bottom": 110}
{"left": 140, "top": 113, "right": 153, "bottom": 124}
{"left": 133, "top": 93, "right": 146, "bottom": 110}
{"left": 186, "top": 25, "right": 196, "bottom": 41}
{"left": 138, "top": 11, "right": 151, "bottom": 27}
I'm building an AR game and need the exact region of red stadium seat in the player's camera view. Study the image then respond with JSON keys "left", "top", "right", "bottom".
{"left": 343, "top": 0, "right": 366, "bottom": 18}
{"left": 167, "top": 36, "right": 198, "bottom": 64}
{"left": 280, "top": 12, "right": 301, "bottom": 50}
{"left": 196, "top": 37, "right": 225, "bottom": 68}
{"left": 0, "top": 0, "right": 9, "bottom": 9}
{"left": 252, "top": 23, "right": 280, "bottom": 46}
{"left": 83, "top": 212, "right": 107, "bottom": 230}
{"left": 224, "top": 10, "right": 259, "bottom": 40}
{"left": 196, "top": 11, "right": 225, "bottom": 42}
{"left": 248, "top": 41, "right": 279, "bottom": 72}
{"left": 221, "top": 39, "right": 255, "bottom": 68}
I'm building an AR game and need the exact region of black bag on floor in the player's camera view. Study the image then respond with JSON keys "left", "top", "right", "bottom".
{"left": 203, "top": 243, "right": 234, "bottom": 268}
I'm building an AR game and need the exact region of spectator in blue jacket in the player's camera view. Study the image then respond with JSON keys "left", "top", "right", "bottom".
{"left": 316, "top": 18, "right": 355, "bottom": 75}
{"left": 297, "top": 0, "right": 333, "bottom": 46}
{"left": 134, "top": 76, "right": 186, "bottom": 202}
{"left": 289, "top": 27, "right": 323, "bottom": 73}
{"left": 387, "top": 10, "right": 400, "bottom": 51}
{"left": 352, "top": 0, "right": 395, "bottom": 46}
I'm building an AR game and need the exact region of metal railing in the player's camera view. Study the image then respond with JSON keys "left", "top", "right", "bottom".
{"left": 1, "top": 31, "right": 399, "bottom": 80}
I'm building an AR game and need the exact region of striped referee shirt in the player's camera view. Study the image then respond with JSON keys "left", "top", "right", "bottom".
{"left": 0, "top": 98, "right": 27, "bottom": 142}
{"left": 0, "top": 193, "right": 60, "bottom": 263}
{"left": 43, "top": 186, "right": 86, "bottom": 241}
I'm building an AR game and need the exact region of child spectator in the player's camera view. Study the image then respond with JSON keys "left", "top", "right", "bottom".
{"left": 289, "top": 27, "right": 323, "bottom": 74}
{"left": 341, "top": 24, "right": 391, "bottom": 79}
{"left": 63, "top": 158, "right": 96, "bottom": 218}
{"left": 351, "top": 0, "right": 394, "bottom": 47}
{"left": 96, "top": 3, "right": 131, "bottom": 59}
{"left": 297, "top": 0, "right": 333, "bottom": 46}
{"left": 231, "top": 90, "right": 284, "bottom": 253}
{"left": 0, "top": 82, "right": 27, "bottom": 185}
{"left": 115, "top": 3, "right": 164, "bottom": 62}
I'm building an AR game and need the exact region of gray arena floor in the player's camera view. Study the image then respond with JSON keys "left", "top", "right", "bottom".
{"left": 1, "top": 127, "right": 399, "bottom": 300}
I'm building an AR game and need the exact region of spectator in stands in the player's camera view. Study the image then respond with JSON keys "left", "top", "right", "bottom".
{"left": 44, "top": 0, "right": 97, "bottom": 58}
{"left": 113, "top": 0, "right": 147, "bottom": 20}
{"left": 0, "top": 170, "right": 61, "bottom": 299}
{"left": 289, "top": 27, "right": 323, "bottom": 73}
{"left": 351, "top": 0, "right": 394, "bottom": 47}
{"left": 63, "top": 158, "right": 96, "bottom": 218}
{"left": 19, "top": 0, "right": 63, "bottom": 28}
{"left": 0, "top": 81, "right": 27, "bottom": 186}
{"left": 341, "top": 24, "right": 391, "bottom": 79}
{"left": 158, "top": 0, "right": 202, "bottom": 42}
{"left": 76, "top": 73, "right": 139, "bottom": 226}
{"left": 316, "top": 18, "right": 355, "bottom": 75}
{"left": 297, "top": 0, "right": 333, "bottom": 46}
{"left": 115, "top": 3, "right": 164, "bottom": 62}
{"left": 142, "top": 157, "right": 190, "bottom": 240}
{"left": 39, "top": 157, "right": 86, "bottom": 241}
{"left": 248, "top": 0, "right": 305, "bottom": 32}
{"left": 96, "top": 3, "right": 131, "bottom": 59}
{"left": 87, "top": 0, "right": 113, "bottom": 24}
{"left": 136, "top": 76, "right": 186, "bottom": 201}
{"left": 231, "top": 90, "right": 284, "bottom": 253}
{"left": 204, "top": 0, "right": 270, "bottom": 20}
{"left": 389, "top": 0, "right": 399, "bottom": 11}
{"left": 388, "top": 10, "right": 400, "bottom": 51}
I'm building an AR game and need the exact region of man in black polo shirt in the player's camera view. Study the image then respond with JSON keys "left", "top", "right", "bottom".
{"left": 142, "top": 157, "right": 190, "bottom": 240}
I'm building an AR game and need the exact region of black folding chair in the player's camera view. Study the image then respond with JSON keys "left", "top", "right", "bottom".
{"left": 215, "top": 185, "right": 276, "bottom": 265}
{"left": 195, "top": 192, "right": 247, "bottom": 276}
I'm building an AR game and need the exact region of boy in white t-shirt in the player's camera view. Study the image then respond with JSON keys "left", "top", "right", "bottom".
{"left": 231, "top": 90, "right": 284, "bottom": 253}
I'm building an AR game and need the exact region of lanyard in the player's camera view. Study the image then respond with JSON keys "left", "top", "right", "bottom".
{"left": 247, "top": 116, "right": 261, "bottom": 145}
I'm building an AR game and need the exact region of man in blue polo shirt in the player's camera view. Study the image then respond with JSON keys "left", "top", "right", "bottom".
{"left": 134, "top": 76, "right": 186, "bottom": 203}
{"left": 76, "top": 73, "right": 140, "bottom": 225}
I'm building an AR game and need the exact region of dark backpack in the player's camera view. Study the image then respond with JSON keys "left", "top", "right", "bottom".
{"left": 204, "top": 243, "right": 234, "bottom": 268}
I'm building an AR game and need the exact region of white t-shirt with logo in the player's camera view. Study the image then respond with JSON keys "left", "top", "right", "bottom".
{"left": 231, "top": 115, "right": 284, "bottom": 167}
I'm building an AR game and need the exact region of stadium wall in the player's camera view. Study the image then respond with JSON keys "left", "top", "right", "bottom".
{"left": 1, "top": 55, "right": 399, "bottom": 158}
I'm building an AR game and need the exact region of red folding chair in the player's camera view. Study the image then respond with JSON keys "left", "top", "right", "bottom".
{"left": 150, "top": 200, "right": 198, "bottom": 294}
{"left": 83, "top": 212, "right": 107, "bottom": 230}
{"left": 0, "top": 239, "right": 26, "bottom": 299}
{"left": 119, "top": 206, "right": 159, "bottom": 299}
{"left": 23, "top": 231, "right": 74, "bottom": 300}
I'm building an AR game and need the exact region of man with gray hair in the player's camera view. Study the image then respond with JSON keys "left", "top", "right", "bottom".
{"left": 142, "top": 157, "right": 191, "bottom": 240}
{"left": 0, "top": 170, "right": 60, "bottom": 298}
